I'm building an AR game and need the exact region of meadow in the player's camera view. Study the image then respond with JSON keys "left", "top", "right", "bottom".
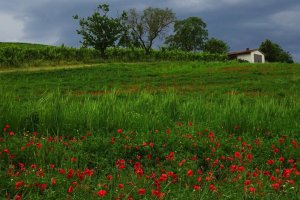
{"left": 0, "top": 61, "right": 299, "bottom": 199}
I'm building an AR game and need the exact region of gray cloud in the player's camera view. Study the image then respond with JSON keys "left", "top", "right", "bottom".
{"left": 0, "top": 0, "right": 299, "bottom": 62}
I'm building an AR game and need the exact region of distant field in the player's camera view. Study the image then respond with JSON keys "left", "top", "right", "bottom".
{"left": 0, "top": 61, "right": 299, "bottom": 199}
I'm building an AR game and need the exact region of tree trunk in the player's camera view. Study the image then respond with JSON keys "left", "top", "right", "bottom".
{"left": 145, "top": 48, "right": 150, "bottom": 55}
{"left": 100, "top": 48, "right": 107, "bottom": 59}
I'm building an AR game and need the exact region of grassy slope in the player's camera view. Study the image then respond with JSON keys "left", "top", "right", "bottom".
{"left": 0, "top": 61, "right": 299, "bottom": 199}
{"left": 1, "top": 61, "right": 300, "bottom": 96}
{"left": 0, "top": 61, "right": 299, "bottom": 134}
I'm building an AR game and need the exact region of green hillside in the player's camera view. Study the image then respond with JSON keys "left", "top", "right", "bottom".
{"left": 0, "top": 61, "right": 299, "bottom": 199}
{"left": 1, "top": 61, "right": 299, "bottom": 132}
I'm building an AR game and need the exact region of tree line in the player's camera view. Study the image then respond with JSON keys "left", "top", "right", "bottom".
{"left": 73, "top": 4, "right": 229, "bottom": 56}
{"left": 73, "top": 4, "right": 293, "bottom": 63}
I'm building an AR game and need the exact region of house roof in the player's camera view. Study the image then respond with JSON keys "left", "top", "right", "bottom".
{"left": 228, "top": 49, "right": 264, "bottom": 57}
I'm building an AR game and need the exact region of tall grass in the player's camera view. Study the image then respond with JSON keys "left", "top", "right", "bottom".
{"left": 0, "top": 89, "right": 299, "bottom": 135}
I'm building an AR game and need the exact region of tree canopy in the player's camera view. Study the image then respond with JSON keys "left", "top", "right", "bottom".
{"left": 204, "top": 38, "right": 230, "bottom": 54}
{"left": 259, "top": 39, "right": 293, "bottom": 63}
{"left": 165, "top": 17, "right": 208, "bottom": 52}
{"left": 73, "top": 4, "right": 126, "bottom": 57}
{"left": 72, "top": 4, "right": 295, "bottom": 62}
{"left": 124, "top": 7, "right": 176, "bottom": 54}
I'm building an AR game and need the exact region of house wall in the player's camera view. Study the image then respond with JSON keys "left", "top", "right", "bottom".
{"left": 251, "top": 51, "right": 265, "bottom": 63}
{"left": 237, "top": 50, "right": 265, "bottom": 63}
{"left": 237, "top": 54, "right": 252, "bottom": 63}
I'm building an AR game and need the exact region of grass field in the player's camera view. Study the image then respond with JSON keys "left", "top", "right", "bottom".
{"left": 0, "top": 61, "right": 299, "bottom": 199}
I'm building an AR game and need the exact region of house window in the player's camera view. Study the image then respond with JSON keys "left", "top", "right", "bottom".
{"left": 254, "top": 54, "right": 262, "bottom": 63}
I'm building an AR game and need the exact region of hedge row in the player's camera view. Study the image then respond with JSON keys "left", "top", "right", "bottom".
{"left": 107, "top": 48, "right": 228, "bottom": 62}
{"left": 0, "top": 46, "right": 228, "bottom": 67}
{"left": 0, "top": 46, "right": 99, "bottom": 67}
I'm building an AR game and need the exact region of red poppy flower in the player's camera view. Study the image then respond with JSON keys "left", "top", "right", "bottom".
{"left": 59, "top": 168, "right": 65, "bottom": 175}
{"left": 117, "top": 129, "right": 123, "bottom": 134}
{"left": 230, "top": 165, "right": 237, "bottom": 172}
{"left": 279, "top": 157, "right": 284, "bottom": 162}
{"left": 152, "top": 190, "right": 165, "bottom": 198}
{"left": 71, "top": 157, "right": 77, "bottom": 163}
{"left": 36, "top": 143, "right": 42, "bottom": 149}
{"left": 234, "top": 151, "right": 241, "bottom": 158}
{"left": 272, "top": 183, "right": 280, "bottom": 190}
{"left": 209, "top": 184, "right": 216, "bottom": 192}
{"left": 246, "top": 154, "right": 253, "bottom": 162}
{"left": 159, "top": 174, "right": 168, "bottom": 182}
{"left": 15, "top": 181, "right": 24, "bottom": 189}
{"left": 67, "top": 169, "right": 74, "bottom": 179}
{"left": 270, "top": 176, "right": 276, "bottom": 182}
{"left": 68, "top": 185, "right": 74, "bottom": 193}
{"left": 187, "top": 169, "right": 193, "bottom": 177}
{"left": 237, "top": 166, "right": 245, "bottom": 172}
{"left": 282, "top": 169, "right": 291, "bottom": 178}
{"left": 288, "top": 180, "right": 295, "bottom": 185}
{"left": 51, "top": 178, "right": 57, "bottom": 185}
{"left": 248, "top": 187, "right": 255, "bottom": 193}
{"left": 166, "top": 128, "right": 171, "bottom": 134}
{"left": 15, "top": 194, "right": 22, "bottom": 200}
{"left": 39, "top": 183, "right": 47, "bottom": 191}
{"left": 111, "top": 137, "right": 115, "bottom": 144}
{"left": 197, "top": 177, "right": 202, "bottom": 182}
{"left": 194, "top": 185, "right": 200, "bottom": 191}
{"left": 30, "top": 164, "right": 37, "bottom": 169}
{"left": 97, "top": 190, "right": 107, "bottom": 197}
{"left": 138, "top": 188, "right": 146, "bottom": 195}
{"left": 107, "top": 175, "right": 113, "bottom": 181}
{"left": 244, "top": 180, "right": 251, "bottom": 186}
{"left": 167, "top": 152, "right": 175, "bottom": 161}
{"left": 267, "top": 160, "right": 274, "bottom": 165}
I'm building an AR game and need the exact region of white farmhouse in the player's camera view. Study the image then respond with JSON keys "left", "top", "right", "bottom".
{"left": 228, "top": 48, "right": 265, "bottom": 63}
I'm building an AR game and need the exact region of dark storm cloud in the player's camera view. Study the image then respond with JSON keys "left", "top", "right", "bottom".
{"left": 0, "top": 0, "right": 299, "bottom": 61}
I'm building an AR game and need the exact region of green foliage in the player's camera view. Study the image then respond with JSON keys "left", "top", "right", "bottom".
{"left": 106, "top": 48, "right": 227, "bottom": 62}
{"left": 0, "top": 45, "right": 99, "bottom": 67}
{"left": 0, "top": 45, "right": 227, "bottom": 67}
{"left": 204, "top": 37, "right": 230, "bottom": 54}
{"left": 259, "top": 39, "right": 293, "bottom": 63}
{"left": 124, "top": 7, "right": 176, "bottom": 54}
{"left": 165, "top": 17, "right": 208, "bottom": 52}
{"left": 73, "top": 4, "right": 126, "bottom": 57}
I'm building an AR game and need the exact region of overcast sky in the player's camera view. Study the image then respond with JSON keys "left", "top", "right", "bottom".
{"left": 0, "top": 0, "right": 299, "bottom": 62}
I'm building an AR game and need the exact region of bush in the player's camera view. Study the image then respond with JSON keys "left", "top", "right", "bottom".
{"left": 0, "top": 45, "right": 228, "bottom": 67}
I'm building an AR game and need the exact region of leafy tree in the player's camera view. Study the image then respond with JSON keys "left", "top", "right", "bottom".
{"left": 124, "top": 7, "right": 176, "bottom": 54}
{"left": 73, "top": 4, "right": 126, "bottom": 57}
{"left": 204, "top": 37, "right": 230, "bottom": 54}
{"left": 278, "top": 51, "right": 293, "bottom": 63}
{"left": 259, "top": 39, "right": 293, "bottom": 63}
{"left": 165, "top": 17, "right": 208, "bottom": 52}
